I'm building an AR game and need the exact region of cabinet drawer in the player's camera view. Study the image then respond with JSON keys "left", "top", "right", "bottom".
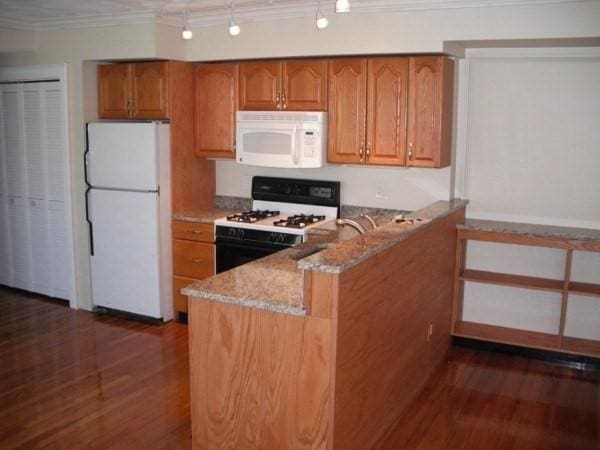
{"left": 173, "top": 275, "right": 195, "bottom": 313}
{"left": 173, "top": 239, "right": 215, "bottom": 279}
{"left": 172, "top": 221, "right": 214, "bottom": 243}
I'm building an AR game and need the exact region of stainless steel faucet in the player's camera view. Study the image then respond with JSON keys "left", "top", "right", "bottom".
{"left": 359, "top": 213, "right": 378, "bottom": 230}
{"left": 336, "top": 218, "right": 367, "bottom": 234}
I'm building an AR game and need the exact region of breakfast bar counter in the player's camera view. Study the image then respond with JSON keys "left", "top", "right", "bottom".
{"left": 185, "top": 199, "right": 468, "bottom": 450}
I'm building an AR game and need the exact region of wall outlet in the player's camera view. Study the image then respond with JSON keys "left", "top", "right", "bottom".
{"left": 375, "top": 182, "right": 391, "bottom": 200}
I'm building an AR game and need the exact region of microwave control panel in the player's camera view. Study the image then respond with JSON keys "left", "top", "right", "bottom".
{"left": 302, "top": 131, "right": 316, "bottom": 157}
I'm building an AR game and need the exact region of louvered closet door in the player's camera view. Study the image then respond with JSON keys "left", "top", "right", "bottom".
{"left": 23, "top": 84, "right": 51, "bottom": 296}
{"left": 0, "top": 90, "right": 11, "bottom": 286}
{"left": 43, "top": 82, "right": 71, "bottom": 299}
{"left": 1, "top": 84, "right": 31, "bottom": 290}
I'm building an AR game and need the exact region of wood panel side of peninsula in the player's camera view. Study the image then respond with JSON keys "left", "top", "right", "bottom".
{"left": 188, "top": 206, "right": 465, "bottom": 450}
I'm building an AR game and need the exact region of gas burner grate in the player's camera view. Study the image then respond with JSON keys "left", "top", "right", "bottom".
{"left": 273, "top": 214, "right": 326, "bottom": 229}
{"left": 226, "top": 210, "right": 280, "bottom": 223}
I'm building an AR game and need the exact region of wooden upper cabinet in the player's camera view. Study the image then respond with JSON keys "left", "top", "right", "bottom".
{"left": 327, "top": 59, "right": 368, "bottom": 164}
{"left": 98, "top": 61, "right": 170, "bottom": 119}
{"left": 366, "top": 58, "right": 409, "bottom": 166}
{"left": 282, "top": 60, "right": 327, "bottom": 111}
{"left": 195, "top": 63, "right": 238, "bottom": 158}
{"left": 98, "top": 64, "right": 131, "bottom": 119}
{"left": 239, "top": 61, "right": 280, "bottom": 110}
{"left": 131, "top": 62, "right": 169, "bottom": 119}
{"left": 407, "top": 56, "right": 454, "bottom": 168}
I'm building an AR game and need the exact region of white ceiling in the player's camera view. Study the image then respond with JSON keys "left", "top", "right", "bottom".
{"left": 0, "top": 0, "right": 586, "bottom": 31}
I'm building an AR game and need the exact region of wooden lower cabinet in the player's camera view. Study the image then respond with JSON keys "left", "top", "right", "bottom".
{"left": 172, "top": 220, "right": 215, "bottom": 319}
{"left": 173, "top": 275, "right": 195, "bottom": 313}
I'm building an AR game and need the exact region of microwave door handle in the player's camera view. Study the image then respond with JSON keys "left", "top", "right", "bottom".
{"left": 291, "top": 126, "right": 299, "bottom": 166}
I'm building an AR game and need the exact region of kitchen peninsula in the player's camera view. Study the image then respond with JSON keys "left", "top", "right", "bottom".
{"left": 183, "top": 199, "right": 467, "bottom": 450}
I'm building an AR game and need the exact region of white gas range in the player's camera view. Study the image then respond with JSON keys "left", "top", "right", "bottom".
{"left": 214, "top": 177, "right": 340, "bottom": 273}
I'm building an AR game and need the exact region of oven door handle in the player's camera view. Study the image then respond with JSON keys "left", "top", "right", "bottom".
{"left": 216, "top": 238, "right": 290, "bottom": 252}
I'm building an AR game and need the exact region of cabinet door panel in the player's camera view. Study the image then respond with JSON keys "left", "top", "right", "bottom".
{"left": 98, "top": 64, "right": 131, "bottom": 119}
{"left": 282, "top": 60, "right": 327, "bottom": 111}
{"left": 132, "top": 62, "right": 170, "bottom": 119}
{"left": 366, "top": 58, "right": 408, "bottom": 166}
{"left": 43, "top": 83, "right": 66, "bottom": 202}
{"left": 407, "top": 56, "right": 453, "bottom": 168}
{"left": 327, "top": 59, "right": 367, "bottom": 164}
{"left": 239, "top": 62, "right": 281, "bottom": 110}
{"left": 195, "top": 63, "right": 238, "bottom": 158}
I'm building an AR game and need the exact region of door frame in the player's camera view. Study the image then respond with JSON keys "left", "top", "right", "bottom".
{"left": 0, "top": 64, "right": 77, "bottom": 308}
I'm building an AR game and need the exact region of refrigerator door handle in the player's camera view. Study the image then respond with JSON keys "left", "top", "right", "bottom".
{"left": 84, "top": 123, "right": 91, "bottom": 188}
{"left": 85, "top": 187, "right": 94, "bottom": 255}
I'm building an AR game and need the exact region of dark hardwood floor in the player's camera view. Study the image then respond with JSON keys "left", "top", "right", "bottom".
{"left": 1, "top": 286, "right": 598, "bottom": 450}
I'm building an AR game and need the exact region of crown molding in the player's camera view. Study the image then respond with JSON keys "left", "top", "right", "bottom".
{"left": 0, "top": 0, "right": 589, "bottom": 32}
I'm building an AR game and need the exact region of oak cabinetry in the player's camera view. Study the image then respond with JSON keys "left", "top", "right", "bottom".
{"left": 328, "top": 56, "right": 453, "bottom": 168}
{"left": 98, "top": 61, "right": 169, "bottom": 119}
{"left": 407, "top": 56, "right": 454, "bottom": 168}
{"left": 327, "top": 58, "right": 368, "bottom": 164}
{"left": 194, "top": 63, "right": 238, "bottom": 158}
{"left": 172, "top": 220, "right": 215, "bottom": 317}
{"left": 239, "top": 59, "right": 327, "bottom": 111}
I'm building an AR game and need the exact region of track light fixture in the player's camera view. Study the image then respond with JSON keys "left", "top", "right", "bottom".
{"left": 335, "top": 0, "right": 350, "bottom": 13}
{"left": 315, "top": 0, "right": 328, "bottom": 29}
{"left": 228, "top": 2, "right": 241, "bottom": 36}
{"left": 181, "top": 8, "right": 192, "bottom": 40}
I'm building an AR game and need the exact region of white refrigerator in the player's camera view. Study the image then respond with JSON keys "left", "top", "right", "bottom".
{"left": 85, "top": 121, "right": 172, "bottom": 321}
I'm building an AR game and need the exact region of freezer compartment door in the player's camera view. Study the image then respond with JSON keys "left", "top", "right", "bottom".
{"left": 89, "top": 188, "right": 163, "bottom": 318}
{"left": 87, "top": 122, "right": 159, "bottom": 191}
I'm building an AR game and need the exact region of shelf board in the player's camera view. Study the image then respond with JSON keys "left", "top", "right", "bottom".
{"left": 452, "top": 321, "right": 560, "bottom": 352}
{"left": 568, "top": 281, "right": 600, "bottom": 298}
{"left": 562, "top": 336, "right": 600, "bottom": 358}
{"left": 460, "top": 269, "right": 564, "bottom": 293}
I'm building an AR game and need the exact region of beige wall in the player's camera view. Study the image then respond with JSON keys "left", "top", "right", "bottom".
{"left": 0, "top": 1, "right": 599, "bottom": 310}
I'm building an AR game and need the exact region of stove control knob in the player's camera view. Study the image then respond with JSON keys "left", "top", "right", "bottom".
{"left": 236, "top": 229, "right": 245, "bottom": 239}
{"left": 228, "top": 228, "right": 237, "bottom": 237}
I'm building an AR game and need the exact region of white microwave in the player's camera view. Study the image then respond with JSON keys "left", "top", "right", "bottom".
{"left": 236, "top": 111, "right": 327, "bottom": 168}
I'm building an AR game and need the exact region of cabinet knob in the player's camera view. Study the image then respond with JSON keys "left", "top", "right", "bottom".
{"left": 408, "top": 143, "right": 414, "bottom": 161}
{"left": 191, "top": 258, "right": 203, "bottom": 264}
{"left": 366, "top": 143, "right": 371, "bottom": 158}
{"left": 276, "top": 92, "right": 281, "bottom": 110}
{"left": 359, "top": 142, "right": 364, "bottom": 157}
{"left": 282, "top": 90, "right": 287, "bottom": 109}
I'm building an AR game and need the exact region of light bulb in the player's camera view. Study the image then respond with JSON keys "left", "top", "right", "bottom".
{"left": 229, "top": 18, "right": 240, "bottom": 36}
{"left": 316, "top": 11, "right": 328, "bottom": 29}
{"left": 335, "top": 0, "right": 350, "bottom": 13}
{"left": 182, "top": 26, "right": 192, "bottom": 40}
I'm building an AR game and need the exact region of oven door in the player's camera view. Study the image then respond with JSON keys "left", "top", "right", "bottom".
{"left": 215, "top": 237, "right": 290, "bottom": 273}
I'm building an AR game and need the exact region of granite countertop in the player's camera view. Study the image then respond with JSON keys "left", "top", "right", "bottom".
{"left": 458, "top": 219, "right": 600, "bottom": 242}
{"left": 172, "top": 208, "right": 234, "bottom": 224}
{"left": 183, "top": 199, "right": 468, "bottom": 316}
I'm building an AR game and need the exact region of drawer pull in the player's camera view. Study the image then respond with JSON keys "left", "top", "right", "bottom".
{"left": 191, "top": 258, "right": 204, "bottom": 264}
{"left": 188, "top": 229, "right": 204, "bottom": 235}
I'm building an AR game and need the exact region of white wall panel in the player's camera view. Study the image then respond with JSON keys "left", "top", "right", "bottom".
{"left": 564, "top": 295, "right": 600, "bottom": 341}
{"left": 462, "top": 282, "right": 562, "bottom": 334}
{"left": 459, "top": 49, "right": 600, "bottom": 336}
